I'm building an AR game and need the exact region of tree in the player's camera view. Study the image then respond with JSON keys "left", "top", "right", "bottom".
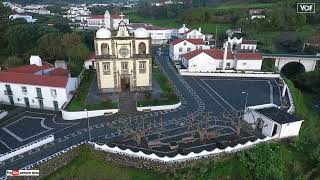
{"left": 37, "top": 33, "right": 64, "bottom": 62}
{"left": 2, "top": 56, "right": 24, "bottom": 68}
{"left": 0, "top": 2, "right": 11, "bottom": 49}
{"left": 61, "top": 32, "right": 82, "bottom": 51}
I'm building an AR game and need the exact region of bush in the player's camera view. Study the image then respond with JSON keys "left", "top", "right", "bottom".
{"left": 239, "top": 143, "right": 286, "bottom": 179}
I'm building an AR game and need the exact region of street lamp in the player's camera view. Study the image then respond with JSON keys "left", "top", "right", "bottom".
{"left": 242, "top": 91, "right": 249, "bottom": 114}
{"left": 84, "top": 109, "right": 91, "bottom": 142}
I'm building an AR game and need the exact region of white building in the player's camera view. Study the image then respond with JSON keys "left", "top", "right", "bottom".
{"left": 239, "top": 40, "right": 257, "bottom": 51}
{"left": 181, "top": 49, "right": 263, "bottom": 72}
{"left": 244, "top": 106, "right": 303, "bottom": 138}
{"left": 0, "top": 56, "right": 77, "bottom": 111}
{"left": 169, "top": 38, "right": 210, "bottom": 62}
{"left": 9, "top": 14, "right": 37, "bottom": 23}
{"left": 248, "top": 8, "right": 266, "bottom": 20}
{"left": 128, "top": 23, "right": 175, "bottom": 45}
{"left": 86, "top": 11, "right": 129, "bottom": 30}
{"left": 84, "top": 53, "right": 96, "bottom": 70}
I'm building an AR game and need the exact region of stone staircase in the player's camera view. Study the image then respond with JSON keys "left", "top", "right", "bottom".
{"left": 118, "top": 92, "right": 138, "bottom": 115}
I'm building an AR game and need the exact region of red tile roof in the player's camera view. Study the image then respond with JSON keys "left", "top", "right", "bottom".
{"left": 236, "top": 52, "right": 262, "bottom": 60}
{"left": 5, "top": 63, "right": 53, "bottom": 74}
{"left": 179, "top": 29, "right": 193, "bottom": 35}
{"left": 85, "top": 53, "right": 96, "bottom": 61}
{"left": 241, "top": 40, "right": 257, "bottom": 45}
{"left": 87, "top": 14, "right": 127, "bottom": 19}
{"left": 0, "top": 71, "right": 69, "bottom": 87}
{"left": 49, "top": 68, "right": 68, "bottom": 76}
{"left": 127, "top": 23, "right": 171, "bottom": 30}
{"left": 170, "top": 38, "right": 205, "bottom": 46}
{"left": 183, "top": 49, "right": 234, "bottom": 60}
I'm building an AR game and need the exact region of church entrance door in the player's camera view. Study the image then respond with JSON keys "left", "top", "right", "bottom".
{"left": 120, "top": 77, "right": 130, "bottom": 91}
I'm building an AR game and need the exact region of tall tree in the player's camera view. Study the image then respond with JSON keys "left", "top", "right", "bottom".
{"left": 37, "top": 33, "right": 64, "bottom": 62}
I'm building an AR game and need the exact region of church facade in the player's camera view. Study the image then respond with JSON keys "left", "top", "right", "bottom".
{"left": 94, "top": 20, "right": 152, "bottom": 93}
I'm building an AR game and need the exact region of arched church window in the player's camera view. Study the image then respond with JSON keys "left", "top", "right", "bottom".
{"left": 138, "top": 42, "right": 146, "bottom": 54}
{"left": 101, "top": 43, "right": 109, "bottom": 55}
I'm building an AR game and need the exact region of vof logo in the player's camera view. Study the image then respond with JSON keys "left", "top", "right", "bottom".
{"left": 297, "top": 3, "right": 316, "bottom": 13}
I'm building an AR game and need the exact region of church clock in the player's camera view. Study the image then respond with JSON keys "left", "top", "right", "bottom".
{"left": 119, "top": 46, "right": 129, "bottom": 57}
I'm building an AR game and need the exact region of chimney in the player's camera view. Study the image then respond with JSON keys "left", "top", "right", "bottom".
{"left": 29, "top": 55, "right": 42, "bottom": 66}
{"left": 198, "top": 27, "right": 201, "bottom": 33}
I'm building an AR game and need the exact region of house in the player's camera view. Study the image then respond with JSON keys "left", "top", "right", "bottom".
{"left": 226, "top": 28, "right": 242, "bottom": 38}
{"left": 86, "top": 11, "right": 129, "bottom": 30}
{"left": 180, "top": 28, "right": 204, "bottom": 40}
{"left": 169, "top": 38, "right": 210, "bottom": 62}
{"left": 127, "top": 23, "right": 175, "bottom": 45}
{"left": 244, "top": 106, "right": 303, "bottom": 138}
{"left": 84, "top": 53, "right": 96, "bottom": 69}
{"left": 0, "top": 56, "right": 77, "bottom": 111}
{"left": 239, "top": 40, "right": 257, "bottom": 51}
{"left": 181, "top": 49, "right": 263, "bottom": 72}
{"left": 303, "top": 35, "right": 320, "bottom": 50}
{"left": 9, "top": 14, "right": 37, "bottom": 23}
{"left": 248, "top": 8, "right": 266, "bottom": 20}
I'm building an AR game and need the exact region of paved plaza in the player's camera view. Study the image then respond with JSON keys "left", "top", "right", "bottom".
{"left": 0, "top": 50, "right": 283, "bottom": 176}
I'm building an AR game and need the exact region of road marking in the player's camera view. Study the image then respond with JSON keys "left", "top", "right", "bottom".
{"left": 0, "top": 139, "right": 12, "bottom": 150}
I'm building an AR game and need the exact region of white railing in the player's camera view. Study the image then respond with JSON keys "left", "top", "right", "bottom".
{"left": 0, "top": 135, "right": 54, "bottom": 162}
{"left": 89, "top": 136, "right": 276, "bottom": 163}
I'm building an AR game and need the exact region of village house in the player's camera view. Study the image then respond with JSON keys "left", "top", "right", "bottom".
{"left": 169, "top": 38, "right": 211, "bottom": 62}
{"left": 0, "top": 56, "right": 77, "bottom": 111}
{"left": 86, "top": 11, "right": 129, "bottom": 30}
{"left": 181, "top": 49, "right": 263, "bottom": 72}
{"left": 127, "top": 23, "right": 175, "bottom": 45}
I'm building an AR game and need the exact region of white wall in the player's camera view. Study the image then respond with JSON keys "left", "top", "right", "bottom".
{"left": 236, "top": 59, "right": 262, "bottom": 70}
{"left": 0, "top": 82, "right": 70, "bottom": 110}
{"left": 0, "top": 135, "right": 54, "bottom": 162}
{"left": 61, "top": 108, "right": 119, "bottom": 120}
{"left": 275, "top": 57, "right": 318, "bottom": 72}
{"left": 187, "top": 53, "right": 217, "bottom": 72}
{"left": 179, "top": 69, "right": 280, "bottom": 78}
{"left": 279, "top": 121, "right": 303, "bottom": 138}
{"left": 240, "top": 44, "right": 257, "bottom": 50}
{"left": 137, "top": 102, "right": 181, "bottom": 112}
{"left": 170, "top": 41, "right": 210, "bottom": 61}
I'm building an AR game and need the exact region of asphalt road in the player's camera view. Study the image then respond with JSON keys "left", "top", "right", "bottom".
{"left": 0, "top": 49, "right": 282, "bottom": 176}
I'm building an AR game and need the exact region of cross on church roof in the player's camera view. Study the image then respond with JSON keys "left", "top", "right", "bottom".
{"left": 119, "top": 13, "right": 124, "bottom": 20}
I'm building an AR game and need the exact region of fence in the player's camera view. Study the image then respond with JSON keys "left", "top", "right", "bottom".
{"left": 0, "top": 135, "right": 54, "bottom": 162}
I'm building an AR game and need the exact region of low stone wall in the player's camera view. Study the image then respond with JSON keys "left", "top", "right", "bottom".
{"left": 61, "top": 108, "right": 119, "bottom": 120}
{"left": 90, "top": 135, "right": 276, "bottom": 163}
{"left": 137, "top": 102, "right": 181, "bottom": 112}
{"left": 0, "top": 111, "right": 8, "bottom": 119}
{"left": 0, "top": 135, "right": 54, "bottom": 162}
{"left": 180, "top": 69, "right": 280, "bottom": 78}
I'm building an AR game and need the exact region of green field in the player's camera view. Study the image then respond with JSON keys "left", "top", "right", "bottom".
{"left": 44, "top": 146, "right": 164, "bottom": 180}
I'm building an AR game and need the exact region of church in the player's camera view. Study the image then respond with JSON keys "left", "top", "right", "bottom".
{"left": 94, "top": 18, "right": 152, "bottom": 93}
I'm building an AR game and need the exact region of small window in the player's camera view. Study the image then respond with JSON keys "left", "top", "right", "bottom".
{"left": 21, "top": 86, "right": 27, "bottom": 94}
{"left": 51, "top": 89, "right": 57, "bottom": 98}
{"left": 103, "top": 62, "right": 111, "bottom": 75}
{"left": 187, "top": 48, "right": 191, "bottom": 52}
{"left": 199, "top": 46, "right": 202, "bottom": 50}
{"left": 243, "top": 62, "right": 247, "bottom": 66}
{"left": 179, "top": 47, "right": 182, "bottom": 52}
{"left": 121, "top": 62, "right": 128, "bottom": 70}
{"left": 183, "top": 42, "right": 187, "bottom": 46}
{"left": 139, "top": 61, "right": 146, "bottom": 74}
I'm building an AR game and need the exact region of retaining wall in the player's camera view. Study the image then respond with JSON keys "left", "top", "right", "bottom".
{"left": 90, "top": 136, "right": 276, "bottom": 163}
{"left": 0, "top": 111, "right": 8, "bottom": 119}
{"left": 61, "top": 108, "right": 119, "bottom": 120}
{"left": 179, "top": 69, "right": 280, "bottom": 78}
{"left": 137, "top": 102, "right": 181, "bottom": 112}
{"left": 0, "top": 135, "right": 54, "bottom": 162}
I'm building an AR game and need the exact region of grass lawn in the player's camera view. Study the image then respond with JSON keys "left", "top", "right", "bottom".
{"left": 137, "top": 64, "right": 179, "bottom": 107}
{"left": 44, "top": 146, "right": 164, "bottom": 180}
{"left": 67, "top": 71, "right": 118, "bottom": 111}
